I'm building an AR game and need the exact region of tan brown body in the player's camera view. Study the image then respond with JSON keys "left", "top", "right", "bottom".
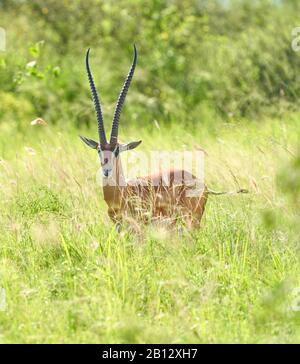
{"left": 103, "top": 162, "right": 208, "bottom": 229}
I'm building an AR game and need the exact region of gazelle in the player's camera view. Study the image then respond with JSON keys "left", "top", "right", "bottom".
{"left": 80, "top": 46, "right": 208, "bottom": 229}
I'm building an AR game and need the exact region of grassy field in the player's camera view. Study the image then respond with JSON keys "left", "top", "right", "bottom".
{"left": 0, "top": 116, "right": 299, "bottom": 343}
{"left": 1, "top": 0, "right": 300, "bottom": 344}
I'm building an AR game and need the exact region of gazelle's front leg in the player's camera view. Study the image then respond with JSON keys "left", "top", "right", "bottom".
{"left": 108, "top": 207, "right": 123, "bottom": 232}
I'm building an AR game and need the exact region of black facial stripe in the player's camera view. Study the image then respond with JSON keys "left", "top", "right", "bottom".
{"left": 114, "top": 146, "right": 120, "bottom": 158}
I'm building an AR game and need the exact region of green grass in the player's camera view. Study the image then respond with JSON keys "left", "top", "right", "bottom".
{"left": 1, "top": 0, "right": 300, "bottom": 344}
{"left": 0, "top": 116, "right": 299, "bottom": 343}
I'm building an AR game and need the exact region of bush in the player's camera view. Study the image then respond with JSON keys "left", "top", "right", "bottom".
{"left": 1, "top": 0, "right": 300, "bottom": 129}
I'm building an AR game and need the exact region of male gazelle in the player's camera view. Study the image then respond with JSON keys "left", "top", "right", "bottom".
{"left": 80, "top": 46, "right": 208, "bottom": 229}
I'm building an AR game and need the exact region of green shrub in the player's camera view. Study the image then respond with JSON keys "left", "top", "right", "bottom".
{"left": 1, "top": 0, "right": 300, "bottom": 128}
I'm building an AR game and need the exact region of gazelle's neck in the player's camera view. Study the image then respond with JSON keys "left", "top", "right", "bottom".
{"left": 112, "top": 155, "right": 126, "bottom": 187}
{"left": 102, "top": 156, "right": 126, "bottom": 207}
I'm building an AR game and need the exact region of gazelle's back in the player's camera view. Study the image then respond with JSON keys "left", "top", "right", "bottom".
{"left": 123, "top": 169, "right": 208, "bottom": 227}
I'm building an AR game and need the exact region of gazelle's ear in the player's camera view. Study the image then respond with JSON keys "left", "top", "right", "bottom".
{"left": 79, "top": 136, "right": 99, "bottom": 149}
{"left": 119, "top": 140, "right": 142, "bottom": 153}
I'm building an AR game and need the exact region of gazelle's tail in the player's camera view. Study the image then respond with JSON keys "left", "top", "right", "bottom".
{"left": 207, "top": 188, "right": 249, "bottom": 196}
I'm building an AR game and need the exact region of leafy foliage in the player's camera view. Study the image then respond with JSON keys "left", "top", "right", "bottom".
{"left": 1, "top": 0, "right": 300, "bottom": 130}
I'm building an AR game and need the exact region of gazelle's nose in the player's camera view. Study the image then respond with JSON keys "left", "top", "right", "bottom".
{"left": 103, "top": 170, "right": 109, "bottom": 177}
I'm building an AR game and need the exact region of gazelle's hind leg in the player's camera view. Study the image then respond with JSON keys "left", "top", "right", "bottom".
{"left": 182, "top": 190, "right": 208, "bottom": 230}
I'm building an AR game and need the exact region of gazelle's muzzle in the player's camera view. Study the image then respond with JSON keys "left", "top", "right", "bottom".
{"left": 102, "top": 168, "right": 112, "bottom": 178}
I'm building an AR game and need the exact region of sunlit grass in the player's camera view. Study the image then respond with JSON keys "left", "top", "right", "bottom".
{"left": 0, "top": 116, "right": 299, "bottom": 343}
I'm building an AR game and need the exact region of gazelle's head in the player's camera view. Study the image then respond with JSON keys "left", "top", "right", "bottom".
{"left": 80, "top": 45, "right": 142, "bottom": 178}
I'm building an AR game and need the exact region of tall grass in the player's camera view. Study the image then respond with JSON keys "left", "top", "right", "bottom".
{"left": 0, "top": 117, "right": 299, "bottom": 343}
{"left": 0, "top": 0, "right": 300, "bottom": 343}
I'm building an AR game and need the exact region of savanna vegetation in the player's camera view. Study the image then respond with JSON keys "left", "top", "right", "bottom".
{"left": 0, "top": 0, "right": 299, "bottom": 343}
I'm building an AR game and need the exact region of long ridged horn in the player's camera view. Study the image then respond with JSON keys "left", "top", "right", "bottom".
{"left": 110, "top": 45, "right": 137, "bottom": 144}
{"left": 86, "top": 48, "right": 107, "bottom": 145}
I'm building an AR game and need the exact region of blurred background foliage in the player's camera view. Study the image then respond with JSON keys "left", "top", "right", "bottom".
{"left": 1, "top": 0, "right": 300, "bottom": 132}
